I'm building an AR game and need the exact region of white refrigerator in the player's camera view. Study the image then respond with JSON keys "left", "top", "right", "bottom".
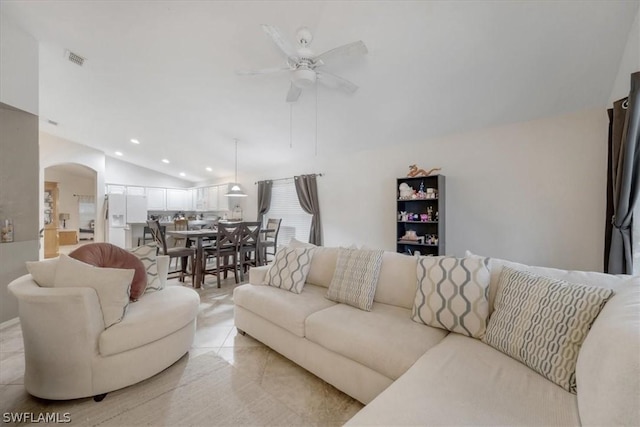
{"left": 105, "top": 194, "right": 147, "bottom": 248}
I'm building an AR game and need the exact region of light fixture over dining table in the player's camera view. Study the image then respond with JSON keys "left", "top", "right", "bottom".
{"left": 226, "top": 138, "right": 248, "bottom": 197}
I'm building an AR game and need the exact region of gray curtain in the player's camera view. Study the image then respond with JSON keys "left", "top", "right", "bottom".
{"left": 607, "top": 71, "right": 640, "bottom": 274}
{"left": 294, "top": 174, "right": 323, "bottom": 246}
{"left": 257, "top": 180, "right": 272, "bottom": 223}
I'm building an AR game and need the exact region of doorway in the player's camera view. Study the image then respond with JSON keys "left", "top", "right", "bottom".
{"left": 43, "top": 163, "right": 97, "bottom": 257}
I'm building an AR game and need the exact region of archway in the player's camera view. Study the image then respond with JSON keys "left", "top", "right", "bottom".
{"left": 43, "top": 163, "right": 98, "bottom": 258}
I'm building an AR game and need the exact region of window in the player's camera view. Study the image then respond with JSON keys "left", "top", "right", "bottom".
{"left": 267, "top": 180, "right": 312, "bottom": 246}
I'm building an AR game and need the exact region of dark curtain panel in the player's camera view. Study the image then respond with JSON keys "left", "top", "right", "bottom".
{"left": 256, "top": 180, "right": 272, "bottom": 223}
{"left": 294, "top": 174, "right": 323, "bottom": 246}
{"left": 607, "top": 71, "right": 640, "bottom": 274}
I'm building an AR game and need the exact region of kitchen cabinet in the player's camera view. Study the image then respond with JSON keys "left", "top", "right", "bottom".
{"left": 194, "top": 187, "right": 208, "bottom": 211}
{"left": 166, "top": 189, "right": 190, "bottom": 211}
{"left": 146, "top": 188, "right": 166, "bottom": 211}
{"left": 208, "top": 186, "right": 219, "bottom": 211}
{"left": 126, "top": 186, "right": 145, "bottom": 196}
{"left": 217, "top": 184, "right": 230, "bottom": 211}
{"left": 106, "top": 184, "right": 126, "bottom": 194}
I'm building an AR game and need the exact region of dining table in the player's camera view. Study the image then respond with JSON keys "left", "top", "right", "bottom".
{"left": 167, "top": 226, "right": 277, "bottom": 288}
{"left": 166, "top": 229, "right": 217, "bottom": 288}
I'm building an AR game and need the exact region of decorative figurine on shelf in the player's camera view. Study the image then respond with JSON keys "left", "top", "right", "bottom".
{"left": 398, "top": 183, "right": 415, "bottom": 200}
{"left": 399, "top": 211, "right": 409, "bottom": 221}
{"left": 407, "top": 165, "right": 442, "bottom": 177}
{"left": 427, "top": 206, "right": 434, "bottom": 221}
{"left": 420, "top": 213, "right": 429, "bottom": 222}
{"left": 400, "top": 230, "right": 419, "bottom": 241}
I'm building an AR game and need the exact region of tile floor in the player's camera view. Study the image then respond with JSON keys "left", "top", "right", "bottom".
{"left": 0, "top": 275, "right": 363, "bottom": 426}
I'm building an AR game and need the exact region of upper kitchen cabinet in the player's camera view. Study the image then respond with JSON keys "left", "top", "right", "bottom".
{"left": 106, "top": 184, "right": 126, "bottom": 194}
{"left": 126, "top": 186, "right": 145, "bottom": 196}
{"left": 146, "top": 188, "right": 166, "bottom": 211}
{"left": 217, "top": 184, "right": 230, "bottom": 211}
{"left": 208, "top": 186, "right": 219, "bottom": 211}
{"left": 166, "top": 188, "right": 190, "bottom": 211}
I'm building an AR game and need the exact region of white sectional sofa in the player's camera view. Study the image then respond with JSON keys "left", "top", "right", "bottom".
{"left": 233, "top": 246, "right": 640, "bottom": 426}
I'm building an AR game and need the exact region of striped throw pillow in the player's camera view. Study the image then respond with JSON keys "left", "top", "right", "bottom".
{"left": 412, "top": 256, "right": 491, "bottom": 338}
{"left": 263, "top": 246, "right": 315, "bottom": 294}
{"left": 130, "top": 244, "right": 163, "bottom": 293}
{"left": 326, "top": 248, "right": 384, "bottom": 311}
{"left": 483, "top": 267, "right": 614, "bottom": 393}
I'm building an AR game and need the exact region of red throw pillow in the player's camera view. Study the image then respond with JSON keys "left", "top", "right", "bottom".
{"left": 70, "top": 243, "right": 147, "bottom": 301}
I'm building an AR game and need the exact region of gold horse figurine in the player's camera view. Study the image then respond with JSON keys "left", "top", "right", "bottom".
{"left": 407, "top": 165, "right": 441, "bottom": 177}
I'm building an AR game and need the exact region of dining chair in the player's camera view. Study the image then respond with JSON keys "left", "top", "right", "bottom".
{"left": 146, "top": 219, "right": 196, "bottom": 284}
{"left": 261, "top": 218, "right": 282, "bottom": 263}
{"left": 137, "top": 226, "right": 153, "bottom": 246}
{"left": 239, "top": 222, "right": 263, "bottom": 279}
{"left": 202, "top": 223, "right": 240, "bottom": 288}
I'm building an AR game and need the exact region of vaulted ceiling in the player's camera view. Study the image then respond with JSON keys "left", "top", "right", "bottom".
{"left": 2, "top": 1, "right": 637, "bottom": 182}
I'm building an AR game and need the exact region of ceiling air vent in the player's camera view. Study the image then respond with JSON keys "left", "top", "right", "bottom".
{"left": 65, "top": 50, "right": 85, "bottom": 66}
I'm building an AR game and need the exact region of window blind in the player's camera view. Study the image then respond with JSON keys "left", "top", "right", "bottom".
{"left": 267, "top": 180, "right": 312, "bottom": 246}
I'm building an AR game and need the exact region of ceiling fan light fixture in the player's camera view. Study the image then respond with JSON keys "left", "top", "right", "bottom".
{"left": 292, "top": 68, "right": 316, "bottom": 87}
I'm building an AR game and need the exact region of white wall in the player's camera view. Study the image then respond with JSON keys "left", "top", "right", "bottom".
{"left": 40, "top": 132, "right": 106, "bottom": 250}
{"left": 0, "top": 12, "right": 38, "bottom": 115}
{"left": 44, "top": 167, "right": 96, "bottom": 231}
{"left": 0, "top": 13, "right": 39, "bottom": 323}
{"left": 105, "top": 157, "right": 194, "bottom": 189}
{"left": 609, "top": 8, "right": 640, "bottom": 103}
{"left": 242, "top": 108, "right": 607, "bottom": 272}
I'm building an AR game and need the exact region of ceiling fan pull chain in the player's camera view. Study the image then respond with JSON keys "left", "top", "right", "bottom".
{"left": 290, "top": 103, "right": 293, "bottom": 149}
{"left": 315, "top": 82, "right": 318, "bottom": 157}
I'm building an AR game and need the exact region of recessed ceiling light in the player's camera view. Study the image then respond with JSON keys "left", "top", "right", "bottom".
{"left": 115, "top": 151, "right": 123, "bottom": 156}
{"left": 130, "top": 138, "right": 140, "bottom": 144}
{"left": 162, "top": 159, "right": 170, "bottom": 164}
{"left": 206, "top": 167, "right": 212, "bottom": 172}
{"left": 179, "top": 172, "right": 186, "bottom": 177}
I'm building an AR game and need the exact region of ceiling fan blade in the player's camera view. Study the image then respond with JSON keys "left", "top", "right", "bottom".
{"left": 286, "top": 82, "right": 302, "bottom": 103}
{"left": 235, "top": 66, "right": 289, "bottom": 76}
{"left": 262, "top": 25, "right": 298, "bottom": 61}
{"left": 316, "top": 71, "right": 359, "bottom": 93}
{"left": 315, "top": 40, "right": 368, "bottom": 65}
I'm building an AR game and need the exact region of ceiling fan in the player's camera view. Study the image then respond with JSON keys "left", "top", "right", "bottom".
{"left": 237, "top": 25, "right": 368, "bottom": 102}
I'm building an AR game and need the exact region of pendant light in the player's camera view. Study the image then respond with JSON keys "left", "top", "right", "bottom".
{"left": 226, "top": 139, "right": 247, "bottom": 197}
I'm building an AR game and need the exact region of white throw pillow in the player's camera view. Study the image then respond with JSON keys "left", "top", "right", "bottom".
{"left": 263, "top": 246, "right": 316, "bottom": 294}
{"left": 411, "top": 255, "right": 491, "bottom": 338}
{"left": 326, "top": 248, "right": 384, "bottom": 311}
{"left": 483, "top": 266, "right": 614, "bottom": 393}
{"left": 53, "top": 254, "right": 134, "bottom": 328}
{"left": 129, "top": 244, "right": 164, "bottom": 293}
{"left": 25, "top": 257, "right": 59, "bottom": 287}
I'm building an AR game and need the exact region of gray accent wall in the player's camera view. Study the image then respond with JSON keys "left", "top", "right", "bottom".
{"left": 0, "top": 103, "right": 39, "bottom": 322}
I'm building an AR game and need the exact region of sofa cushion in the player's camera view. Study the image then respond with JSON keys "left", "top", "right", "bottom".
{"left": 129, "top": 244, "right": 164, "bottom": 293}
{"left": 305, "top": 302, "right": 448, "bottom": 380}
{"left": 374, "top": 251, "right": 419, "bottom": 309}
{"left": 345, "top": 334, "right": 580, "bottom": 426}
{"left": 411, "top": 255, "right": 490, "bottom": 338}
{"left": 70, "top": 243, "right": 147, "bottom": 300}
{"left": 466, "top": 250, "right": 627, "bottom": 315}
{"left": 483, "top": 267, "right": 613, "bottom": 393}
{"left": 263, "top": 246, "right": 316, "bottom": 294}
{"left": 289, "top": 239, "right": 338, "bottom": 288}
{"left": 326, "top": 248, "right": 384, "bottom": 311}
{"left": 53, "top": 254, "right": 134, "bottom": 328}
{"left": 576, "top": 276, "right": 640, "bottom": 426}
{"left": 25, "top": 257, "right": 59, "bottom": 287}
{"left": 99, "top": 286, "right": 200, "bottom": 356}
{"left": 234, "top": 283, "right": 336, "bottom": 337}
